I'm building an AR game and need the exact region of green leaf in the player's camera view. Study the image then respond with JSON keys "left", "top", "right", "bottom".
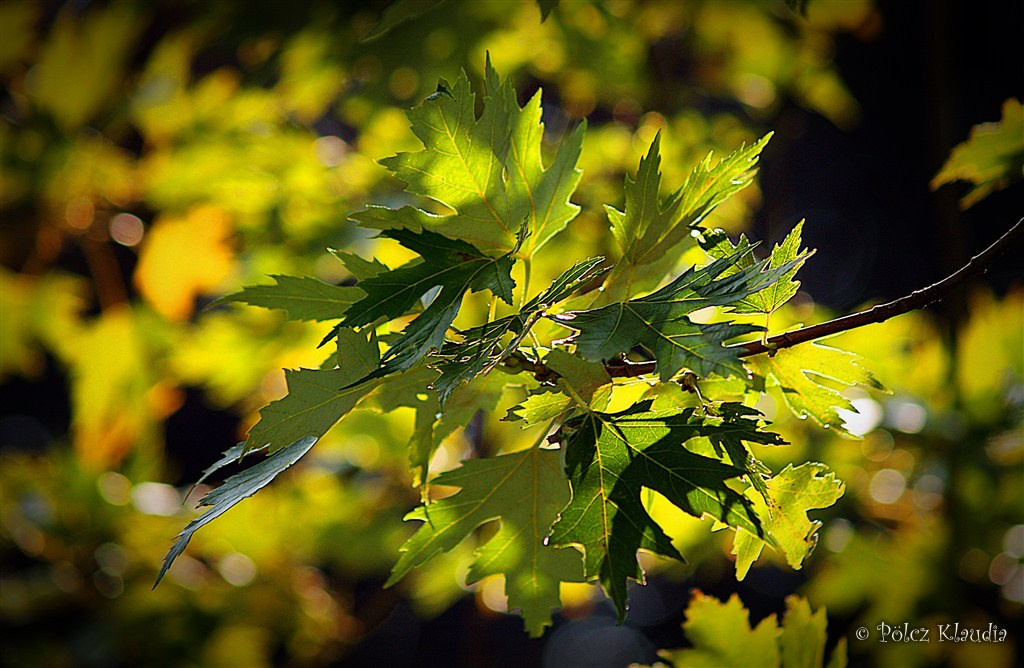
{"left": 781, "top": 596, "right": 831, "bottom": 668}
{"left": 549, "top": 401, "right": 781, "bottom": 619}
{"left": 376, "top": 367, "right": 508, "bottom": 488}
{"left": 600, "top": 133, "right": 772, "bottom": 301}
{"left": 505, "top": 347, "right": 613, "bottom": 424}
{"left": 351, "top": 59, "right": 584, "bottom": 256}
{"left": 244, "top": 328, "right": 380, "bottom": 455}
{"left": 554, "top": 249, "right": 798, "bottom": 380}
{"left": 651, "top": 592, "right": 845, "bottom": 668}
{"left": 430, "top": 257, "right": 607, "bottom": 403}
{"left": 932, "top": 98, "right": 1024, "bottom": 208}
{"left": 183, "top": 441, "right": 265, "bottom": 499}
{"left": 732, "top": 463, "right": 845, "bottom": 580}
{"left": 505, "top": 388, "right": 571, "bottom": 425}
{"left": 328, "top": 249, "right": 389, "bottom": 280}
{"left": 213, "top": 275, "right": 363, "bottom": 321}
{"left": 386, "top": 448, "right": 585, "bottom": 637}
{"left": 330, "top": 228, "right": 520, "bottom": 377}
{"left": 606, "top": 132, "right": 684, "bottom": 267}
{"left": 155, "top": 435, "right": 318, "bottom": 587}
{"left": 708, "top": 221, "right": 812, "bottom": 315}
{"left": 747, "top": 341, "right": 886, "bottom": 437}
{"left": 668, "top": 592, "right": 782, "bottom": 668}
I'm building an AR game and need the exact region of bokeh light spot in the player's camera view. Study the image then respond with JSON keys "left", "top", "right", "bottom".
{"left": 97, "top": 471, "right": 132, "bottom": 506}
{"left": 131, "top": 481, "right": 181, "bottom": 516}
{"left": 868, "top": 468, "right": 905, "bottom": 504}
{"left": 314, "top": 135, "right": 348, "bottom": 167}
{"left": 838, "top": 397, "right": 883, "bottom": 436}
{"left": 109, "top": 212, "right": 144, "bottom": 247}
{"left": 218, "top": 552, "right": 258, "bottom": 587}
{"left": 887, "top": 398, "right": 928, "bottom": 433}
{"left": 1003, "top": 524, "right": 1024, "bottom": 558}
{"left": 389, "top": 66, "right": 419, "bottom": 100}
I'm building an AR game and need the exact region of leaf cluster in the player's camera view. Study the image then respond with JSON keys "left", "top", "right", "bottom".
{"left": 162, "top": 63, "right": 884, "bottom": 635}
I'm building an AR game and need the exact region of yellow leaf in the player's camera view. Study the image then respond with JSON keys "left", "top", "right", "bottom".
{"left": 956, "top": 288, "right": 1024, "bottom": 419}
{"left": 135, "top": 206, "right": 235, "bottom": 320}
{"left": 0, "top": 268, "right": 87, "bottom": 378}
{"left": 69, "top": 306, "right": 180, "bottom": 469}
{"left": 130, "top": 30, "right": 197, "bottom": 144}
{"left": 28, "top": 3, "right": 139, "bottom": 130}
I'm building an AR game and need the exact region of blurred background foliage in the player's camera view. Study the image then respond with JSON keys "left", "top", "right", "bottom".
{"left": 0, "top": 0, "right": 1020, "bottom": 666}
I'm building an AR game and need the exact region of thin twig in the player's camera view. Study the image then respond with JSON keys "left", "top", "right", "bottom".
{"left": 733, "top": 216, "right": 1022, "bottom": 357}
{"left": 505, "top": 218, "right": 1022, "bottom": 380}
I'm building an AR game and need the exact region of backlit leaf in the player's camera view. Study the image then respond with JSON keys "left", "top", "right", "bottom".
{"left": 704, "top": 221, "right": 811, "bottom": 315}
{"left": 668, "top": 592, "right": 781, "bottom": 667}
{"left": 932, "top": 98, "right": 1024, "bottom": 208}
{"left": 747, "top": 341, "right": 886, "bottom": 437}
{"left": 549, "top": 401, "right": 780, "bottom": 618}
{"left": 599, "top": 133, "right": 772, "bottom": 300}
{"left": 555, "top": 248, "right": 798, "bottom": 379}
{"left": 650, "top": 592, "right": 845, "bottom": 668}
{"left": 243, "top": 328, "right": 379, "bottom": 455}
{"left": 214, "top": 275, "right": 363, "bottom": 322}
{"left": 386, "top": 448, "right": 585, "bottom": 636}
{"left": 351, "top": 59, "right": 584, "bottom": 256}
{"left": 732, "top": 463, "right": 845, "bottom": 580}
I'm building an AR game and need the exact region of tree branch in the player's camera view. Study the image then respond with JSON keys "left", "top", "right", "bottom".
{"left": 732, "top": 216, "right": 1022, "bottom": 357}
{"left": 507, "top": 218, "right": 1022, "bottom": 381}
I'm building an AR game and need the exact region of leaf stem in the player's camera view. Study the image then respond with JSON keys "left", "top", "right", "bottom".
{"left": 559, "top": 379, "right": 592, "bottom": 412}
{"left": 520, "top": 256, "right": 532, "bottom": 310}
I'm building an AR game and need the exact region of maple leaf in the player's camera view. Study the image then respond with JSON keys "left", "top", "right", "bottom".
{"left": 747, "top": 341, "right": 886, "bottom": 437}
{"left": 650, "top": 592, "right": 846, "bottom": 668}
{"left": 245, "top": 328, "right": 380, "bottom": 455}
{"left": 157, "top": 328, "right": 381, "bottom": 585}
{"left": 932, "top": 97, "right": 1024, "bottom": 209}
{"left": 386, "top": 448, "right": 585, "bottom": 636}
{"left": 429, "top": 257, "right": 607, "bottom": 403}
{"left": 328, "top": 249, "right": 389, "bottom": 280}
{"left": 155, "top": 435, "right": 317, "bottom": 587}
{"left": 549, "top": 401, "right": 781, "bottom": 619}
{"left": 731, "top": 463, "right": 845, "bottom": 580}
{"left": 351, "top": 58, "right": 584, "bottom": 256}
{"left": 671, "top": 592, "right": 781, "bottom": 667}
{"left": 505, "top": 347, "right": 612, "bottom": 425}
{"left": 553, "top": 248, "right": 800, "bottom": 380}
{"left": 598, "top": 133, "right": 772, "bottom": 301}
{"left": 213, "top": 275, "right": 363, "bottom": 321}
{"left": 702, "top": 221, "right": 812, "bottom": 315}
{"left": 327, "top": 227, "right": 521, "bottom": 379}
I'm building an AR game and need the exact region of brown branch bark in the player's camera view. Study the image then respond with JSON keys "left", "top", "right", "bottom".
{"left": 509, "top": 218, "right": 1022, "bottom": 381}
{"left": 732, "top": 216, "right": 1022, "bottom": 357}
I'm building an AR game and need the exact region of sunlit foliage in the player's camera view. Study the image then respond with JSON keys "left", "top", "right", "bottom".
{"left": 1, "top": 1, "right": 1019, "bottom": 666}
